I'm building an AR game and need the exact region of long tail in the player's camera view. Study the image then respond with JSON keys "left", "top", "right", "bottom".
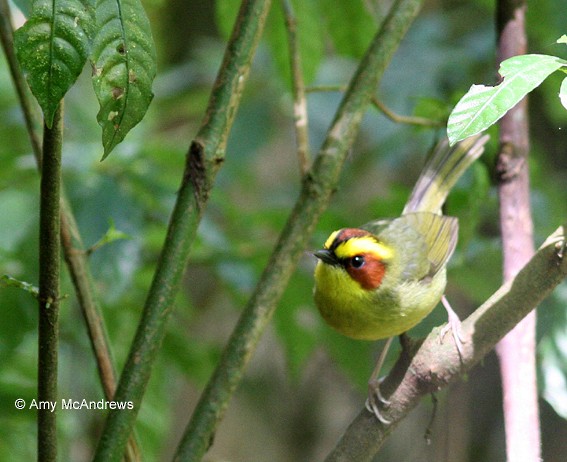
{"left": 403, "top": 134, "right": 490, "bottom": 214}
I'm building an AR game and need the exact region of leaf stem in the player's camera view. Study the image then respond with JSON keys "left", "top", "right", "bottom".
{"left": 38, "top": 104, "right": 63, "bottom": 462}
{"left": 174, "top": 0, "right": 424, "bottom": 460}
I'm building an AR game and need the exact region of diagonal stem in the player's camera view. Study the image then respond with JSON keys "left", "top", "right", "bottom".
{"left": 173, "top": 0, "right": 425, "bottom": 460}
{"left": 93, "top": 1, "right": 274, "bottom": 460}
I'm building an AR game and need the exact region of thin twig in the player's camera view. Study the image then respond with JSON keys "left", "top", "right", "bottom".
{"left": 305, "top": 84, "right": 347, "bottom": 93}
{"left": 38, "top": 103, "right": 63, "bottom": 462}
{"left": 282, "top": 0, "right": 311, "bottom": 174}
{"left": 306, "top": 85, "right": 443, "bottom": 127}
{"left": 371, "top": 95, "right": 443, "bottom": 127}
{"left": 174, "top": 0, "right": 425, "bottom": 460}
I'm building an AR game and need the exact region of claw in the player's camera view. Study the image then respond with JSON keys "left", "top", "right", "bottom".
{"left": 440, "top": 295, "right": 464, "bottom": 355}
{"left": 365, "top": 396, "right": 391, "bottom": 424}
{"left": 366, "top": 375, "right": 391, "bottom": 424}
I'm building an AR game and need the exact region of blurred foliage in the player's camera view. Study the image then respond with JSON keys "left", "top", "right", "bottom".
{"left": 1, "top": 0, "right": 566, "bottom": 461}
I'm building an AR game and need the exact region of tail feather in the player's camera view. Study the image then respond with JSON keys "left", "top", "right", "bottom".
{"left": 403, "top": 134, "right": 489, "bottom": 214}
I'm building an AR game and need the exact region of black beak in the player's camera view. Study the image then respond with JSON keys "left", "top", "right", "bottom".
{"left": 313, "top": 249, "right": 339, "bottom": 266}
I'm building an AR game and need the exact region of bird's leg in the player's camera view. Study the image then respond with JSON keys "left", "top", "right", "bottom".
{"left": 440, "top": 295, "right": 464, "bottom": 355}
{"left": 365, "top": 336, "right": 394, "bottom": 424}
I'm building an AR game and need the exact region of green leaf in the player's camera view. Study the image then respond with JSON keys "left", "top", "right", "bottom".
{"left": 91, "top": 0, "right": 157, "bottom": 159}
{"left": 560, "top": 77, "right": 567, "bottom": 110}
{"left": 319, "top": 0, "right": 378, "bottom": 58}
{"left": 448, "top": 54, "right": 567, "bottom": 144}
{"left": 87, "top": 219, "right": 130, "bottom": 255}
{"left": 14, "top": 0, "right": 95, "bottom": 126}
{"left": 557, "top": 34, "right": 567, "bottom": 45}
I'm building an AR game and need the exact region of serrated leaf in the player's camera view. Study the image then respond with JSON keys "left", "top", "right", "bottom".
{"left": 559, "top": 76, "right": 567, "bottom": 110}
{"left": 448, "top": 54, "right": 567, "bottom": 144}
{"left": 14, "top": 0, "right": 95, "bottom": 126}
{"left": 91, "top": 0, "right": 157, "bottom": 159}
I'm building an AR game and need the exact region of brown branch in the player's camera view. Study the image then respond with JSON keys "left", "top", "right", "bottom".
{"left": 494, "top": 2, "right": 539, "bottom": 461}
{"left": 325, "top": 225, "right": 567, "bottom": 461}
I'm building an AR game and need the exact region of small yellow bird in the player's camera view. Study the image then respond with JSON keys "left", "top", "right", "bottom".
{"left": 313, "top": 134, "right": 488, "bottom": 422}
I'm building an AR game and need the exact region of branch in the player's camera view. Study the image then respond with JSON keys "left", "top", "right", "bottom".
{"left": 282, "top": 0, "right": 311, "bottom": 174}
{"left": 325, "top": 225, "right": 567, "bottom": 461}
{"left": 494, "top": 1, "right": 539, "bottom": 460}
{"left": 92, "top": 1, "right": 273, "bottom": 460}
{"left": 38, "top": 104, "right": 63, "bottom": 462}
{"left": 173, "top": 0, "right": 425, "bottom": 460}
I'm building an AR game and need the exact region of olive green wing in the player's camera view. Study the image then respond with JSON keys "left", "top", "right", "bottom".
{"left": 362, "top": 212, "right": 457, "bottom": 280}
{"left": 400, "top": 212, "right": 458, "bottom": 277}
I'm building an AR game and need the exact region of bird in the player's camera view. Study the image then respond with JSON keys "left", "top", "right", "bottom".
{"left": 313, "top": 133, "right": 489, "bottom": 423}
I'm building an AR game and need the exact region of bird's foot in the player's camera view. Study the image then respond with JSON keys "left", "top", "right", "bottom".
{"left": 365, "top": 377, "right": 391, "bottom": 424}
{"left": 440, "top": 295, "right": 464, "bottom": 356}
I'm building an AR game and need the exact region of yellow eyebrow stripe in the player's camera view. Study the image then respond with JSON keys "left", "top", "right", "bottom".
{"left": 335, "top": 236, "right": 393, "bottom": 260}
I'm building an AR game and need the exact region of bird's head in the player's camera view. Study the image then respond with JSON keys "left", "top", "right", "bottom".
{"left": 314, "top": 228, "right": 393, "bottom": 290}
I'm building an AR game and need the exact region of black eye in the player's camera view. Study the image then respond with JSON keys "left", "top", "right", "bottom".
{"left": 350, "top": 255, "right": 365, "bottom": 269}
